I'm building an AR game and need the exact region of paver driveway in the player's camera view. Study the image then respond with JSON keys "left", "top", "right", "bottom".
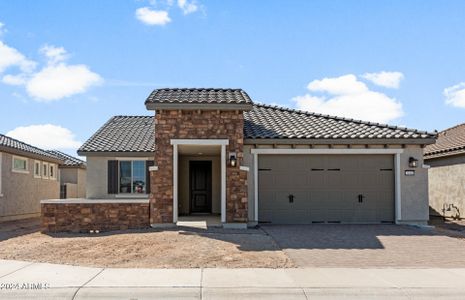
{"left": 262, "top": 224, "right": 465, "bottom": 268}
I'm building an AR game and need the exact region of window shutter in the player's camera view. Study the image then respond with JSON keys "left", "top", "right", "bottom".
{"left": 146, "top": 160, "right": 155, "bottom": 194}
{"left": 108, "top": 160, "right": 118, "bottom": 194}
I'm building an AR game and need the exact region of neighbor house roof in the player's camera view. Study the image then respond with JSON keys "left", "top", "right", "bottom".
{"left": 77, "top": 116, "right": 155, "bottom": 154}
{"left": 145, "top": 88, "right": 253, "bottom": 110}
{"left": 47, "top": 150, "right": 87, "bottom": 168}
{"left": 78, "top": 105, "right": 435, "bottom": 154}
{"left": 0, "top": 134, "right": 63, "bottom": 162}
{"left": 424, "top": 123, "right": 465, "bottom": 159}
{"left": 244, "top": 104, "right": 436, "bottom": 141}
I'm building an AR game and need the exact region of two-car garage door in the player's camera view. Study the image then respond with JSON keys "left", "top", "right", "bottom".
{"left": 258, "top": 154, "right": 395, "bottom": 224}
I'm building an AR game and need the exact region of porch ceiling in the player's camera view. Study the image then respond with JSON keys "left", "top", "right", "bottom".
{"left": 178, "top": 144, "right": 221, "bottom": 156}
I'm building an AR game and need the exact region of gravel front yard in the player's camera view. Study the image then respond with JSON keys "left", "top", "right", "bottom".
{"left": 0, "top": 220, "right": 293, "bottom": 268}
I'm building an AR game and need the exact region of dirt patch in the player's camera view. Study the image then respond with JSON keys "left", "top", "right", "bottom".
{"left": 0, "top": 227, "right": 293, "bottom": 268}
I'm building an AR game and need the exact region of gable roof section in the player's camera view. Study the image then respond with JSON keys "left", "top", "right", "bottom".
{"left": 424, "top": 123, "right": 465, "bottom": 159}
{"left": 47, "top": 150, "right": 87, "bottom": 168}
{"left": 0, "top": 134, "right": 63, "bottom": 162}
{"left": 145, "top": 88, "right": 253, "bottom": 110}
{"left": 78, "top": 116, "right": 155, "bottom": 154}
{"left": 244, "top": 104, "right": 436, "bottom": 141}
{"left": 79, "top": 105, "right": 435, "bottom": 154}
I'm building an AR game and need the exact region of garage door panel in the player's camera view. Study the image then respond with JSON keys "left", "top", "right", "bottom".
{"left": 308, "top": 209, "right": 327, "bottom": 222}
{"left": 258, "top": 172, "right": 275, "bottom": 189}
{"left": 259, "top": 191, "right": 276, "bottom": 209}
{"left": 309, "top": 172, "right": 325, "bottom": 187}
{"left": 258, "top": 154, "right": 395, "bottom": 224}
{"left": 325, "top": 171, "right": 344, "bottom": 187}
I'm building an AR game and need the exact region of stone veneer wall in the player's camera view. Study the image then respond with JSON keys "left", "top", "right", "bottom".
{"left": 151, "top": 109, "right": 248, "bottom": 224}
{"left": 41, "top": 202, "right": 150, "bottom": 233}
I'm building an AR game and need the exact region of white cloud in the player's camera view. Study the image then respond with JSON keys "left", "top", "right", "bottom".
{"left": 0, "top": 40, "right": 102, "bottom": 101}
{"left": 26, "top": 63, "right": 102, "bottom": 101}
{"left": 444, "top": 82, "right": 465, "bottom": 108}
{"left": 2, "top": 74, "right": 27, "bottom": 85}
{"left": 178, "top": 0, "right": 198, "bottom": 15}
{"left": 293, "top": 74, "right": 404, "bottom": 124}
{"left": 6, "top": 124, "right": 82, "bottom": 150}
{"left": 0, "top": 41, "right": 36, "bottom": 73}
{"left": 40, "top": 45, "right": 68, "bottom": 65}
{"left": 362, "top": 71, "right": 404, "bottom": 89}
{"left": 136, "top": 7, "right": 171, "bottom": 26}
{"left": 307, "top": 74, "right": 367, "bottom": 95}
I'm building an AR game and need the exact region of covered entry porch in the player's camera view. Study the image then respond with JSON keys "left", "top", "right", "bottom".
{"left": 172, "top": 139, "right": 228, "bottom": 225}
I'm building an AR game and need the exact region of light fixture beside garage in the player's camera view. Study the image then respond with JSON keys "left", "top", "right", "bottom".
{"left": 229, "top": 152, "right": 237, "bottom": 167}
{"left": 409, "top": 157, "right": 419, "bottom": 168}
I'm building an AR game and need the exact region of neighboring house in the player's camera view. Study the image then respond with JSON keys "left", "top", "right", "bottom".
{"left": 47, "top": 150, "right": 87, "bottom": 199}
{"left": 0, "top": 134, "right": 63, "bottom": 222}
{"left": 42, "top": 88, "right": 436, "bottom": 232}
{"left": 424, "top": 123, "right": 465, "bottom": 220}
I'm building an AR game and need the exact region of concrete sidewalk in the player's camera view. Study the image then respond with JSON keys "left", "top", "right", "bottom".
{"left": 1, "top": 260, "right": 465, "bottom": 299}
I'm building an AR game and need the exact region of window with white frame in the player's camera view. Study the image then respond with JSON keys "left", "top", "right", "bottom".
{"left": 34, "top": 160, "right": 41, "bottom": 178}
{"left": 12, "top": 156, "right": 28, "bottom": 173}
{"left": 42, "top": 162, "right": 49, "bottom": 179}
{"left": 49, "top": 164, "right": 57, "bottom": 180}
{"left": 119, "top": 160, "right": 146, "bottom": 194}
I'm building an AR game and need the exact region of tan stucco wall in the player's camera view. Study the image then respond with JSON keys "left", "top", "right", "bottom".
{"left": 86, "top": 155, "right": 151, "bottom": 199}
{"left": 0, "top": 151, "right": 59, "bottom": 222}
{"left": 60, "top": 168, "right": 77, "bottom": 184}
{"left": 86, "top": 156, "right": 109, "bottom": 198}
{"left": 59, "top": 167, "right": 87, "bottom": 198}
{"left": 427, "top": 154, "right": 465, "bottom": 219}
{"left": 243, "top": 144, "right": 430, "bottom": 225}
{"left": 398, "top": 147, "right": 429, "bottom": 224}
{"left": 77, "top": 168, "right": 86, "bottom": 198}
{"left": 178, "top": 155, "right": 221, "bottom": 215}
{"left": 64, "top": 183, "right": 78, "bottom": 198}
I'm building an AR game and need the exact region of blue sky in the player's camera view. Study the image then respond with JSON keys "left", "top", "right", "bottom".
{"left": 1, "top": 0, "right": 464, "bottom": 156}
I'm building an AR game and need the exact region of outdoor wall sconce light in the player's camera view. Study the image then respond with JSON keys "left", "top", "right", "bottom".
{"left": 229, "top": 153, "right": 237, "bottom": 167}
{"left": 409, "top": 157, "right": 418, "bottom": 168}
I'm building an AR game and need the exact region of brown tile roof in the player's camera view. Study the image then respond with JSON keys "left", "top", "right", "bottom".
{"left": 244, "top": 104, "right": 436, "bottom": 140}
{"left": 78, "top": 116, "right": 155, "bottom": 153}
{"left": 78, "top": 105, "right": 435, "bottom": 154}
{"left": 424, "top": 123, "right": 465, "bottom": 159}
{"left": 0, "top": 134, "right": 63, "bottom": 162}
{"left": 145, "top": 88, "right": 253, "bottom": 105}
{"left": 47, "top": 150, "right": 86, "bottom": 168}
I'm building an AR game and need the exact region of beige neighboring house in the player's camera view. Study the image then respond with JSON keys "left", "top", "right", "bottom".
{"left": 424, "top": 123, "right": 465, "bottom": 220}
{"left": 0, "top": 134, "right": 63, "bottom": 222}
{"left": 47, "top": 150, "right": 87, "bottom": 199}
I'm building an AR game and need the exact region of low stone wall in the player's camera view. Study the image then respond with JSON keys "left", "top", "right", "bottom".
{"left": 41, "top": 199, "right": 150, "bottom": 233}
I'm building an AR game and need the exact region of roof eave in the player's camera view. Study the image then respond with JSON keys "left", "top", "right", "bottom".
{"left": 244, "top": 138, "right": 437, "bottom": 145}
{"left": 0, "top": 146, "right": 64, "bottom": 164}
{"left": 145, "top": 102, "right": 253, "bottom": 111}
{"left": 77, "top": 151, "right": 154, "bottom": 157}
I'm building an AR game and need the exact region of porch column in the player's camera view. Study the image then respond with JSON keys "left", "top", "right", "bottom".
{"left": 173, "top": 143, "right": 178, "bottom": 223}
{"left": 221, "top": 144, "right": 226, "bottom": 223}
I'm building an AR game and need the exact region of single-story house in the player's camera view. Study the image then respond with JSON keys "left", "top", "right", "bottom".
{"left": 47, "top": 150, "right": 87, "bottom": 199}
{"left": 0, "top": 134, "right": 63, "bottom": 222}
{"left": 41, "top": 88, "right": 436, "bottom": 232}
{"left": 424, "top": 123, "right": 465, "bottom": 220}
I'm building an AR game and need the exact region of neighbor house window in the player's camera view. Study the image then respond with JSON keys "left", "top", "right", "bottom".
{"left": 12, "top": 156, "right": 28, "bottom": 173}
{"left": 42, "top": 162, "right": 49, "bottom": 179}
{"left": 49, "top": 164, "right": 57, "bottom": 180}
{"left": 119, "top": 160, "right": 146, "bottom": 194}
{"left": 34, "top": 160, "right": 41, "bottom": 178}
